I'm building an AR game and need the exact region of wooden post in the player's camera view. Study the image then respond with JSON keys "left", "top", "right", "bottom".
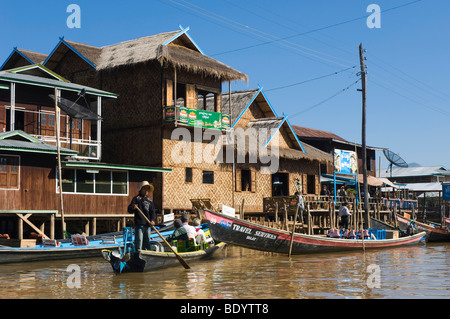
{"left": 241, "top": 199, "right": 245, "bottom": 220}
{"left": 393, "top": 206, "right": 398, "bottom": 228}
{"left": 284, "top": 204, "right": 288, "bottom": 231}
{"left": 328, "top": 203, "right": 332, "bottom": 229}
{"left": 84, "top": 220, "right": 89, "bottom": 236}
{"left": 274, "top": 201, "right": 279, "bottom": 223}
{"left": 92, "top": 217, "right": 97, "bottom": 236}
{"left": 50, "top": 214, "right": 55, "bottom": 239}
{"left": 18, "top": 216, "right": 23, "bottom": 240}
{"left": 55, "top": 87, "right": 65, "bottom": 239}
{"left": 307, "top": 203, "right": 311, "bottom": 235}
{"left": 332, "top": 202, "right": 336, "bottom": 228}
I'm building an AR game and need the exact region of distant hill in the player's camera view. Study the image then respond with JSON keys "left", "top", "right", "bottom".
{"left": 407, "top": 162, "right": 421, "bottom": 167}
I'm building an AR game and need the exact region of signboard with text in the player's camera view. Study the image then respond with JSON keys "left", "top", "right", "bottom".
{"left": 165, "top": 106, "right": 230, "bottom": 130}
{"left": 334, "top": 149, "right": 357, "bottom": 174}
{"left": 443, "top": 183, "right": 450, "bottom": 201}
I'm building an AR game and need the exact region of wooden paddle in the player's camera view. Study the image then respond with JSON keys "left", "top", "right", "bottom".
{"left": 135, "top": 207, "right": 190, "bottom": 269}
{"left": 288, "top": 204, "right": 300, "bottom": 257}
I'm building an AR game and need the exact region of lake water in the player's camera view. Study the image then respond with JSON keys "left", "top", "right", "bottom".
{"left": 0, "top": 242, "right": 449, "bottom": 299}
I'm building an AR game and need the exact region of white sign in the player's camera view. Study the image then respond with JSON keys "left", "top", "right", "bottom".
{"left": 163, "top": 213, "right": 174, "bottom": 222}
{"left": 222, "top": 204, "right": 236, "bottom": 218}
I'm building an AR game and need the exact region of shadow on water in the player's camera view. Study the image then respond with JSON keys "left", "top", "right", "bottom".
{"left": 0, "top": 242, "right": 448, "bottom": 299}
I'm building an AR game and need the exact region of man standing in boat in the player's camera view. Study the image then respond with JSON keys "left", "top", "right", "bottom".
{"left": 338, "top": 201, "right": 351, "bottom": 230}
{"left": 128, "top": 181, "right": 156, "bottom": 251}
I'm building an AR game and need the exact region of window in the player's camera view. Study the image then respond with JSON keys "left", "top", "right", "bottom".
{"left": 48, "top": 114, "right": 55, "bottom": 127}
{"left": 185, "top": 167, "right": 193, "bottom": 183}
{"left": 202, "top": 170, "right": 214, "bottom": 184}
{"left": 59, "top": 169, "right": 128, "bottom": 195}
{"left": 236, "top": 169, "right": 256, "bottom": 192}
{"left": 112, "top": 172, "right": 127, "bottom": 194}
{"left": 95, "top": 170, "right": 111, "bottom": 194}
{"left": 0, "top": 155, "right": 19, "bottom": 189}
{"left": 62, "top": 169, "right": 75, "bottom": 192}
{"left": 307, "top": 175, "right": 316, "bottom": 194}
{"left": 77, "top": 170, "right": 94, "bottom": 193}
{"left": 241, "top": 169, "right": 251, "bottom": 192}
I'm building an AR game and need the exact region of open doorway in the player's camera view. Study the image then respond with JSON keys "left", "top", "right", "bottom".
{"left": 272, "top": 172, "right": 289, "bottom": 196}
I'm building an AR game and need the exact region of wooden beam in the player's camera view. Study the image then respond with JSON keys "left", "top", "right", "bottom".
{"left": 16, "top": 213, "right": 50, "bottom": 239}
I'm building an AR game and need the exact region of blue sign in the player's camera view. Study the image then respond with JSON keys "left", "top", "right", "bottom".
{"left": 334, "top": 149, "right": 357, "bottom": 174}
{"left": 443, "top": 183, "right": 450, "bottom": 201}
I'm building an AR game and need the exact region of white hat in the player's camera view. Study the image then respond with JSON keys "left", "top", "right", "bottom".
{"left": 137, "top": 181, "right": 154, "bottom": 193}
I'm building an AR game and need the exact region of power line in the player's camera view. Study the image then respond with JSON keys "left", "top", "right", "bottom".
{"left": 164, "top": 0, "right": 357, "bottom": 68}
{"left": 265, "top": 66, "right": 357, "bottom": 92}
{"left": 211, "top": 0, "right": 424, "bottom": 57}
{"left": 369, "top": 75, "right": 450, "bottom": 118}
{"left": 288, "top": 79, "right": 361, "bottom": 119}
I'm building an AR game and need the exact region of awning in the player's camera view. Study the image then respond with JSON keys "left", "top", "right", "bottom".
{"left": 357, "top": 174, "right": 384, "bottom": 187}
{"left": 377, "top": 177, "right": 397, "bottom": 188}
{"left": 321, "top": 173, "right": 392, "bottom": 187}
{"left": 320, "top": 174, "right": 357, "bottom": 185}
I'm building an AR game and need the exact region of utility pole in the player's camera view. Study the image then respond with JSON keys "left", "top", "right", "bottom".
{"left": 359, "top": 43, "right": 370, "bottom": 229}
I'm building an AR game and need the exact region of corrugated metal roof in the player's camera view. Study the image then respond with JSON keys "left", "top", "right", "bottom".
{"left": 0, "top": 130, "right": 77, "bottom": 156}
{"left": 292, "top": 125, "right": 347, "bottom": 142}
{"left": 380, "top": 166, "right": 450, "bottom": 178}
{"left": 0, "top": 71, "right": 117, "bottom": 98}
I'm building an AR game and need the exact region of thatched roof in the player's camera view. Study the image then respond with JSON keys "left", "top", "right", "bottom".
{"left": 276, "top": 143, "right": 332, "bottom": 163}
{"left": 39, "top": 29, "right": 247, "bottom": 82}
{"left": 97, "top": 31, "right": 180, "bottom": 69}
{"left": 157, "top": 44, "right": 247, "bottom": 82}
{"left": 1, "top": 48, "right": 47, "bottom": 71}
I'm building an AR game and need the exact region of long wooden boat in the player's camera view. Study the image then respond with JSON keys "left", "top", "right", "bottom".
{"left": 204, "top": 209, "right": 425, "bottom": 255}
{"left": 102, "top": 241, "right": 226, "bottom": 273}
{"left": 445, "top": 218, "right": 450, "bottom": 232}
{"left": 396, "top": 215, "right": 450, "bottom": 242}
{"left": 0, "top": 223, "right": 174, "bottom": 264}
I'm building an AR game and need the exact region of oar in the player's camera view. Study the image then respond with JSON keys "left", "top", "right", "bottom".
{"left": 135, "top": 207, "right": 191, "bottom": 269}
{"left": 288, "top": 204, "right": 300, "bottom": 257}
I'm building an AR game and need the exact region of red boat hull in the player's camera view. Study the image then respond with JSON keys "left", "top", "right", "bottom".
{"left": 205, "top": 210, "right": 425, "bottom": 254}
{"left": 396, "top": 215, "right": 450, "bottom": 242}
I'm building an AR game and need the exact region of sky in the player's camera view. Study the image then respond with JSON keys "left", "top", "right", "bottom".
{"left": 1, "top": 0, "right": 449, "bottom": 173}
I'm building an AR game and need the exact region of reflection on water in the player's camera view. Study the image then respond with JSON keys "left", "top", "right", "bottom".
{"left": 0, "top": 243, "right": 449, "bottom": 299}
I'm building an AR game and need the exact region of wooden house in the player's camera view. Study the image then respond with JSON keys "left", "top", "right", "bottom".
{"left": 293, "top": 125, "right": 382, "bottom": 178}
{"left": 0, "top": 65, "right": 170, "bottom": 239}
{"left": 2, "top": 27, "right": 331, "bottom": 216}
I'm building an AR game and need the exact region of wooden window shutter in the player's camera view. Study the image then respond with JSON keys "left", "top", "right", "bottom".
{"left": 0, "top": 106, "right": 5, "bottom": 124}
{"left": 251, "top": 169, "right": 256, "bottom": 193}
{"left": 0, "top": 157, "right": 7, "bottom": 188}
{"left": 8, "top": 157, "right": 19, "bottom": 188}
{"left": 302, "top": 174, "right": 307, "bottom": 194}
{"left": 235, "top": 169, "right": 242, "bottom": 192}
{"left": 166, "top": 80, "right": 174, "bottom": 106}
{"left": 0, "top": 156, "right": 19, "bottom": 189}
{"left": 186, "top": 84, "right": 196, "bottom": 109}
{"left": 315, "top": 175, "right": 320, "bottom": 195}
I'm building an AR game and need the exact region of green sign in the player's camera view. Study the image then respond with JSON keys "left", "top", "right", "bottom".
{"left": 165, "top": 106, "right": 230, "bottom": 130}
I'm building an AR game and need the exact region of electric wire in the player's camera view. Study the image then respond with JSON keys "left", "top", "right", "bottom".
{"left": 265, "top": 66, "right": 357, "bottom": 92}
{"left": 288, "top": 79, "right": 362, "bottom": 119}
{"left": 210, "top": 0, "right": 424, "bottom": 57}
